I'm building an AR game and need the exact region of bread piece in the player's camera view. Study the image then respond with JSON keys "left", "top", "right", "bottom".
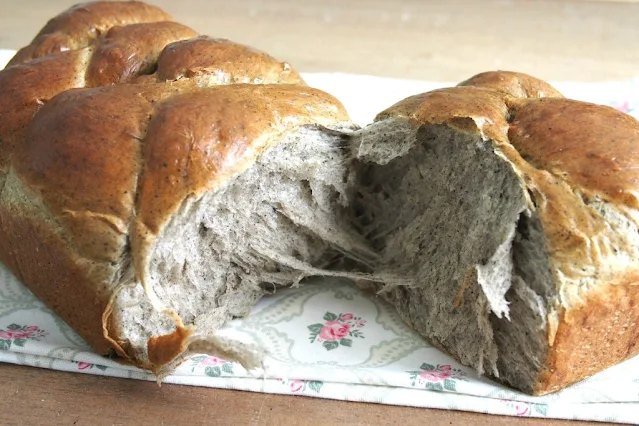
{"left": 5, "top": 2, "right": 638, "bottom": 396}
{"left": 0, "top": 1, "right": 303, "bottom": 192}
{"left": 349, "top": 71, "right": 639, "bottom": 395}
{"left": 0, "top": 2, "right": 371, "bottom": 374}
{"left": 7, "top": 1, "right": 173, "bottom": 66}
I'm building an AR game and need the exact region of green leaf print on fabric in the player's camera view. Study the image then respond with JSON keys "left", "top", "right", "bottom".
{"left": 308, "top": 312, "right": 366, "bottom": 350}
{"left": 323, "top": 312, "right": 339, "bottom": 321}
{"left": 499, "top": 400, "right": 548, "bottom": 417}
{"left": 532, "top": 403, "right": 548, "bottom": 416}
{"left": 308, "top": 323, "right": 323, "bottom": 333}
{"left": 444, "top": 379, "right": 456, "bottom": 392}
{"left": 408, "top": 363, "right": 467, "bottom": 393}
{"left": 205, "top": 366, "right": 222, "bottom": 377}
{"left": 323, "top": 341, "right": 339, "bottom": 351}
{"left": 307, "top": 323, "right": 323, "bottom": 342}
{"left": 277, "top": 378, "right": 324, "bottom": 394}
{"left": 190, "top": 355, "right": 235, "bottom": 377}
{"left": 231, "top": 279, "right": 428, "bottom": 367}
{"left": 307, "top": 381, "right": 323, "bottom": 393}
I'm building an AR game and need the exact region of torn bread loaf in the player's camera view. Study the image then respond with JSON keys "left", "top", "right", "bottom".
{"left": 2, "top": 1, "right": 639, "bottom": 396}
{"left": 0, "top": 1, "right": 370, "bottom": 375}
{"left": 350, "top": 71, "right": 639, "bottom": 395}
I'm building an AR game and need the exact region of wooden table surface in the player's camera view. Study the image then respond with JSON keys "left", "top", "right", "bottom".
{"left": 0, "top": 1, "right": 637, "bottom": 425}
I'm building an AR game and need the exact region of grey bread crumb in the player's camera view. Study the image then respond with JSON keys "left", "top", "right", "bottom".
{"left": 111, "top": 118, "right": 619, "bottom": 394}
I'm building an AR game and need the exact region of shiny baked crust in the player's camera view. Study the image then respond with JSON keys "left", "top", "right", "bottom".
{"left": 0, "top": 1, "right": 349, "bottom": 361}
{"left": 378, "top": 70, "right": 639, "bottom": 394}
{"left": 7, "top": 1, "right": 172, "bottom": 67}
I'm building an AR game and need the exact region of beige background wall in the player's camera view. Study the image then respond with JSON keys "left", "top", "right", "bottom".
{"left": 1, "top": 0, "right": 638, "bottom": 81}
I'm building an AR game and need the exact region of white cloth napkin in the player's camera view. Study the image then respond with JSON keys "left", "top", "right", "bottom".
{"left": 1, "top": 48, "right": 639, "bottom": 423}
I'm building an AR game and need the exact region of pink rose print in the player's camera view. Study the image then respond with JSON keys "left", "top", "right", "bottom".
{"left": 418, "top": 371, "right": 440, "bottom": 382}
{"left": 189, "top": 355, "right": 234, "bottom": 377}
{"left": 200, "top": 356, "right": 226, "bottom": 366}
{"left": 500, "top": 400, "right": 548, "bottom": 417}
{"left": 72, "top": 361, "right": 108, "bottom": 372}
{"left": 419, "top": 370, "right": 452, "bottom": 382}
{"left": 289, "top": 380, "right": 304, "bottom": 393}
{"left": 318, "top": 320, "right": 350, "bottom": 341}
{"left": 613, "top": 100, "right": 635, "bottom": 114}
{"left": 276, "top": 378, "right": 324, "bottom": 394}
{"left": 408, "top": 363, "right": 467, "bottom": 392}
{"left": 307, "top": 312, "right": 366, "bottom": 351}
{"left": 0, "top": 324, "right": 48, "bottom": 350}
{"left": 0, "top": 331, "right": 28, "bottom": 339}
{"left": 515, "top": 403, "right": 530, "bottom": 417}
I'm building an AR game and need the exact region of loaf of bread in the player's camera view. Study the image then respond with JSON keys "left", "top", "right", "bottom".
{"left": 2, "top": 1, "right": 637, "bottom": 396}
{"left": 0, "top": 1, "right": 371, "bottom": 375}
{"left": 351, "top": 72, "right": 639, "bottom": 395}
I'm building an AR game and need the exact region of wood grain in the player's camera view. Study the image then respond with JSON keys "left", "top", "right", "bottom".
{"left": 0, "top": 364, "right": 611, "bottom": 426}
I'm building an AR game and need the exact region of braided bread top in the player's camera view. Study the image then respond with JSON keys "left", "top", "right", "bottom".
{"left": 0, "top": 1, "right": 350, "bottom": 357}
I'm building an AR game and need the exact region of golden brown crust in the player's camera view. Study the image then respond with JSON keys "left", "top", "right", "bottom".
{"left": 508, "top": 97, "right": 639, "bottom": 209}
{"left": 87, "top": 22, "right": 197, "bottom": 86}
{"left": 14, "top": 83, "right": 166, "bottom": 264}
{"left": 8, "top": 1, "right": 172, "bottom": 66}
{"left": 0, "top": 15, "right": 306, "bottom": 182}
{"left": 376, "top": 86, "right": 510, "bottom": 142}
{"left": 377, "top": 70, "right": 563, "bottom": 144}
{"left": 114, "top": 82, "right": 347, "bottom": 367}
{"left": 0, "top": 20, "right": 195, "bottom": 178}
{"left": 458, "top": 70, "right": 563, "bottom": 99}
{"left": 135, "top": 84, "right": 349, "bottom": 237}
{"left": 153, "top": 36, "right": 305, "bottom": 85}
{"left": 377, "top": 70, "right": 639, "bottom": 394}
{"left": 536, "top": 278, "right": 639, "bottom": 395}
{"left": 0, "top": 2, "right": 351, "bottom": 372}
{"left": 0, "top": 2, "right": 180, "bottom": 354}
{"left": 0, "top": 205, "right": 113, "bottom": 355}
{"left": 13, "top": 78, "right": 349, "bottom": 364}
{"left": 147, "top": 323, "right": 194, "bottom": 372}
{"left": 0, "top": 50, "right": 89, "bottom": 175}
{"left": 15, "top": 79, "right": 348, "bottom": 280}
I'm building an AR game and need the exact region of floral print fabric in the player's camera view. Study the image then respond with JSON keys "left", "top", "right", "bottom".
{"left": 1, "top": 264, "right": 638, "bottom": 424}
